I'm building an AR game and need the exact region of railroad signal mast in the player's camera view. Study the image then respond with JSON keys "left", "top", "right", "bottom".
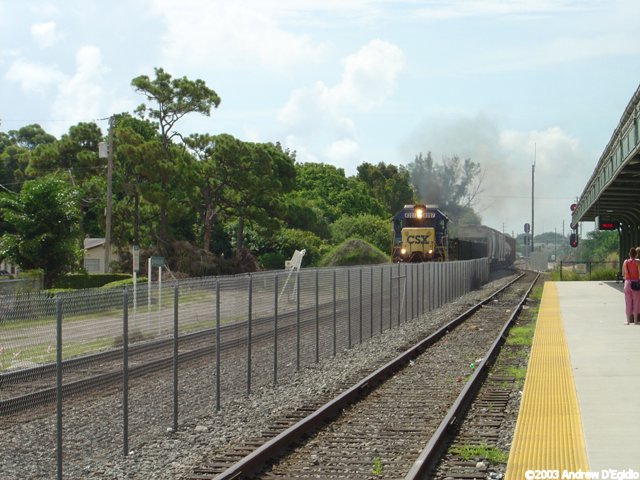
{"left": 569, "top": 203, "right": 579, "bottom": 248}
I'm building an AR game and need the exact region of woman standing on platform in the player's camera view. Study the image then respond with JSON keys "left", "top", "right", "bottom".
{"left": 623, "top": 247, "right": 640, "bottom": 324}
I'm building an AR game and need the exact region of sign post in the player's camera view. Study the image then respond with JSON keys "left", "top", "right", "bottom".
{"left": 132, "top": 245, "right": 139, "bottom": 317}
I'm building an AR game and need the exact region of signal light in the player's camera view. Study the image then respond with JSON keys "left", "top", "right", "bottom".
{"left": 597, "top": 217, "right": 619, "bottom": 231}
{"left": 570, "top": 233, "right": 578, "bottom": 248}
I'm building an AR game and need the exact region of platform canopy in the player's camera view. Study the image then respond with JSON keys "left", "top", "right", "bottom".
{"left": 571, "top": 84, "right": 640, "bottom": 228}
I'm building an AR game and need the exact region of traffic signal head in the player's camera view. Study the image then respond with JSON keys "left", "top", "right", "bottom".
{"left": 570, "top": 233, "right": 578, "bottom": 248}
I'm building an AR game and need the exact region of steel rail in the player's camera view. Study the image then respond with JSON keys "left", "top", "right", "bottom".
{"left": 0, "top": 296, "right": 363, "bottom": 416}
{"left": 211, "top": 272, "right": 527, "bottom": 480}
{"left": 404, "top": 271, "right": 540, "bottom": 479}
{"left": 1, "top": 293, "right": 358, "bottom": 387}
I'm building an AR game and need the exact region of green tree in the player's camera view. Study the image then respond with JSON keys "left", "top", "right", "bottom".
{"left": 186, "top": 133, "right": 245, "bottom": 252}
{"left": 330, "top": 214, "right": 391, "bottom": 254}
{"left": 583, "top": 230, "right": 619, "bottom": 261}
{"left": 281, "top": 193, "right": 331, "bottom": 239}
{"left": 293, "top": 163, "right": 386, "bottom": 223}
{"left": 7, "top": 124, "right": 56, "bottom": 150}
{"left": 0, "top": 175, "right": 81, "bottom": 287}
{"left": 230, "top": 141, "right": 296, "bottom": 254}
{"left": 113, "top": 114, "right": 163, "bottom": 247}
{"left": 131, "top": 67, "right": 221, "bottom": 251}
{"left": 25, "top": 122, "right": 105, "bottom": 238}
{"left": 406, "top": 153, "right": 483, "bottom": 224}
{"left": 0, "top": 124, "right": 56, "bottom": 193}
{"left": 186, "top": 135, "right": 296, "bottom": 255}
{"left": 356, "top": 162, "right": 415, "bottom": 214}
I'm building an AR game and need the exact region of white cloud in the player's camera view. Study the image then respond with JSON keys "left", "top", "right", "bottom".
{"left": 403, "top": 113, "right": 586, "bottom": 234}
{"left": 5, "top": 45, "right": 109, "bottom": 130}
{"left": 414, "top": 0, "right": 588, "bottom": 21}
{"left": 325, "top": 138, "right": 359, "bottom": 164}
{"left": 5, "top": 58, "right": 65, "bottom": 95}
{"left": 333, "top": 40, "right": 405, "bottom": 111}
{"left": 31, "top": 21, "right": 59, "bottom": 48}
{"left": 492, "top": 126, "right": 585, "bottom": 234}
{"left": 52, "top": 46, "right": 109, "bottom": 125}
{"left": 278, "top": 39, "right": 405, "bottom": 170}
{"left": 147, "top": 0, "right": 327, "bottom": 71}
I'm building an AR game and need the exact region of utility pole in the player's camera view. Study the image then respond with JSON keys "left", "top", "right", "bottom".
{"left": 104, "top": 116, "right": 114, "bottom": 273}
{"left": 531, "top": 144, "right": 536, "bottom": 254}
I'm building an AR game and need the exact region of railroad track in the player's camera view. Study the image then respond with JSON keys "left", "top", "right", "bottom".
{"left": 432, "top": 282, "right": 538, "bottom": 479}
{"left": 0, "top": 294, "right": 379, "bottom": 416}
{"left": 188, "top": 270, "right": 538, "bottom": 479}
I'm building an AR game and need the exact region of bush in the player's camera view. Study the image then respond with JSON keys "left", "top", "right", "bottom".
{"left": 319, "top": 238, "right": 389, "bottom": 267}
{"left": 330, "top": 214, "right": 390, "bottom": 254}
{"left": 258, "top": 252, "right": 286, "bottom": 270}
{"left": 275, "top": 228, "right": 326, "bottom": 267}
{"left": 54, "top": 273, "right": 132, "bottom": 289}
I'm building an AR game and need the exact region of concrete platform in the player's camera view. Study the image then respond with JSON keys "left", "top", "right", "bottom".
{"left": 558, "top": 281, "right": 640, "bottom": 472}
{"left": 506, "top": 280, "right": 640, "bottom": 477}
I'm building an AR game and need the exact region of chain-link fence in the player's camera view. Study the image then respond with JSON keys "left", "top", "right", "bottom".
{"left": 0, "top": 259, "right": 489, "bottom": 479}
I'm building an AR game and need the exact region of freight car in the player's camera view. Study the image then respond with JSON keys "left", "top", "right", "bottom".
{"left": 455, "top": 224, "right": 516, "bottom": 268}
{"left": 391, "top": 205, "right": 515, "bottom": 268}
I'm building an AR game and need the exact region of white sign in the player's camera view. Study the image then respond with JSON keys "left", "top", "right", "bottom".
{"left": 98, "top": 141, "right": 108, "bottom": 159}
{"left": 132, "top": 245, "right": 140, "bottom": 272}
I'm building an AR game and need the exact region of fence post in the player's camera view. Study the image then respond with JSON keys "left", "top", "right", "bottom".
{"left": 380, "top": 267, "right": 383, "bottom": 334}
{"left": 247, "top": 274, "right": 253, "bottom": 395}
{"left": 359, "top": 267, "right": 363, "bottom": 344}
{"left": 315, "top": 269, "right": 319, "bottom": 364}
{"left": 332, "top": 269, "right": 337, "bottom": 357}
{"left": 347, "top": 269, "right": 352, "bottom": 349}
{"left": 172, "top": 285, "right": 178, "bottom": 432}
{"left": 397, "top": 262, "right": 401, "bottom": 327}
{"left": 296, "top": 270, "right": 300, "bottom": 371}
{"left": 389, "top": 264, "right": 393, "bottom": 329}
{"left": 56, "top": 297, "right": 63, "bottom": 480}
{"left": 274, "top": 274, "right": 279, "bottom": 384}
{"left": 122, "top": 288, "right": 129, "bottom": 456}
{"left": 215, "top": 279, "right": 221, "bottom": 411}
{"left": 370, "top": 266, "right": 374, "bottom": 339}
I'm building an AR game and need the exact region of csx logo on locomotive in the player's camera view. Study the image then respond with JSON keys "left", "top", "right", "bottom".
{"left": 406, "top": 234, "right": 431, "bottom": 244}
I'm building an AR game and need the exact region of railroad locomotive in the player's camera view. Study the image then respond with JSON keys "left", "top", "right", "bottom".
{"left": 391, "top": 204, "right": 449, "bottom": 262}
{"left": 391, "top": 205, "right": 515, "bottom": 267}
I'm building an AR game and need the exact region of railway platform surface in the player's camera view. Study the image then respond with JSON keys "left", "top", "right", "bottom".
{"left": 505, "top": 280, "right": 640, "bottom": 479}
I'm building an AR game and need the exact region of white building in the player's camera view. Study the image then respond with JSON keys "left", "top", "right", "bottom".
{"left": 84, "top": 238, "right": 117, "bottom": 273}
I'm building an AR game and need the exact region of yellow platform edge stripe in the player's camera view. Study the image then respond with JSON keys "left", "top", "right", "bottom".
{"left": 504, "top": 282, "right": 588, "bottom": 479}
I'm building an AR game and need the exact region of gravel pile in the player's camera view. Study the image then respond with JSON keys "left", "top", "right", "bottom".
{"left": 1, "top": 272, "right": 517, "bottom": 479}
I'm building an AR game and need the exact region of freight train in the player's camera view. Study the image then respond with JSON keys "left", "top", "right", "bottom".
{"left": 391, "top": 204, "right": 516, "bottom": 267}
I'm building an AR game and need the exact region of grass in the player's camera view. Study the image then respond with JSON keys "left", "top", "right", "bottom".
{"left": 1, "top": 337, "right": 117, "bottom": 371}
{"left": 505, "top": 365, "right": 527, "bottom": 389}
{"left": 548, "top": 267, "right": 617, "bottom": 281}
{"left": 505, "top": 324, "right": 535, "bottom": 346}
{"left": 371, "top": 457, "right": 383, "bottom": 475}
{"left": 449, "top": 443, "right": 509, "bottom": 464}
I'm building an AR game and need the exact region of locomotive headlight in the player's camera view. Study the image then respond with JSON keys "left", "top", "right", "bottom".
{"left": 416, "top": 208, "right": 424, "bottom": 219}
{"left": 400, "top": 248, "right": 407, "bottom": 255}
{"left": 428, "top": 249, "right": 433, "bottom": 255}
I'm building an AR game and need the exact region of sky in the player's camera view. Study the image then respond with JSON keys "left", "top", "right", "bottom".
{"left": 1, "top": 0, "right": 640, "bottom": 239}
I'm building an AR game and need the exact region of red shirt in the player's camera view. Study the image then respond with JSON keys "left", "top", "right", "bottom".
{"left": 625, "top": 259, "right": 639, "bottom": 280}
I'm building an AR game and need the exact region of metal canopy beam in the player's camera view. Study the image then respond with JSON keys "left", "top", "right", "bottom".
{"left": 571, "top": 83, "right": 640, "bottom": 228}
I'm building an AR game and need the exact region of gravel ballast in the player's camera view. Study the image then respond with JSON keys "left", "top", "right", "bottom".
{"left": 0, "top": 272, "right": 521, "bottom": 479}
